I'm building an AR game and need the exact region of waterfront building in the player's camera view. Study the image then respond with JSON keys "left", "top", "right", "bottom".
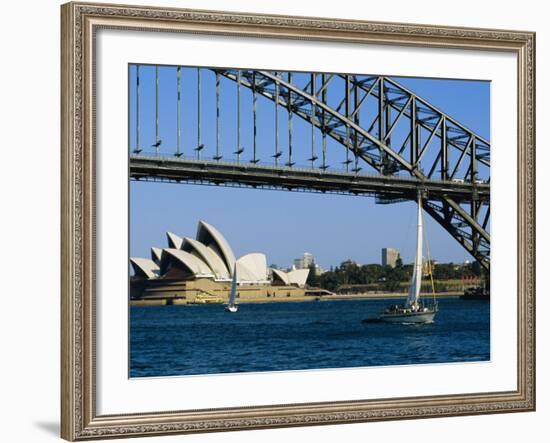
{"left": 130, "top": 221, "right": 310, "bottom": 302}
{"left": 382, "top": 247, "right": 400, "bottom": 268}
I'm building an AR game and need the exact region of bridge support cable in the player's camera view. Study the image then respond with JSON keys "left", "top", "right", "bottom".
{"left": 175, "top": 66, "right": 182, "bottom": 158}
{"left": 252, "top": 71, "right": 258, "bottom": 164}
{"left": 287, "top": 72, "right": 294, "bottom": 167}
{"left": 344, "top": 75, "right": 351, "bottom": 172}
{"left": 154, "top": 65, "right": 160, "bottom": 155}
{"left": 195, "top": 67, "right": 204, "bottom": 159}
{"left": 384, "top": 86, "right": 392, "bottom": 171}
{"left": 378, "top": 77, "right": 386, "bottom": 174}
{"left": 321, "top": 73, "right": 328, "bottom": 171}
{"left": 273, "top": 74, "right": 281, "bottom": 166}
{"left": 309, "top": 73, "right": 317, "bottom": 169}
{"left": 214, "top": 71, "right": 222, "bottom": 161}
{"left": 133, "top": 65, "right": 141, "bottom": 154}
{"left": 235, "top": 70, "right": 243, "bottom": 162}
{"left": 353, "top": 79, "right": 361, "bottom": 173}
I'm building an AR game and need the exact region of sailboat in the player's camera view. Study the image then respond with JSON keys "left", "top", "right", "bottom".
{"left": 225, "top": 265, "right": 238, "bottom": 313}
{"left": 379, "top": 191, "right": 438, "bottom": 324}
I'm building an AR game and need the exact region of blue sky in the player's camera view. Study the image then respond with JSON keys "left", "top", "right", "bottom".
{"left": 129, "top": 65, "right": 490, "bottom": 268}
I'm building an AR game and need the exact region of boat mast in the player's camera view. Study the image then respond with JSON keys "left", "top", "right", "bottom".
{"left": 229, "top": 265, "right": 238, "bottom": 306}
{"left": 406, "top": 191, "right": 423, "bottom": 309}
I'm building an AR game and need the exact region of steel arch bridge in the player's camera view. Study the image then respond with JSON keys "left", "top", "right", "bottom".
{"left": 129, "top": 65, "right": 490, "bottom": 271}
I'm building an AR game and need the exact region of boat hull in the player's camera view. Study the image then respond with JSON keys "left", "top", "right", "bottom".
{"left": 379, "top": 311, "right": 436, "bottom": 324}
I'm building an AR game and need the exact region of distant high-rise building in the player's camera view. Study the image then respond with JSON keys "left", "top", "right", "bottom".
{"left": 293, "top": 252, "right": 316, "bottom": 271}
{"left": 382, "top": 248, "right": 400, "bottom": 268}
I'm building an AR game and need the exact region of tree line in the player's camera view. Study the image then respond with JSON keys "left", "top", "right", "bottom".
{"left": 306, "top": 259, "right": 484, "bottom": 292}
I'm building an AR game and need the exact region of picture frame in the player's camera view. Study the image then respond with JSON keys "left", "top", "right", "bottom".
{"left": 60, "top": 1, "right": 536, "bottom": 440}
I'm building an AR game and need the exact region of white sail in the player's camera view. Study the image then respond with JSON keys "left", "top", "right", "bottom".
{"left": 405, "top": 193, "right": 423, "bottom": 309}
{"left": 228, "top": 265, "right": 237, "bottom": 306}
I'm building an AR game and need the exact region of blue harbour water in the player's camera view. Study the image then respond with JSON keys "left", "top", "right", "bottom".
{"left": 129, "top": 297, "right": 490, "bottom": 378}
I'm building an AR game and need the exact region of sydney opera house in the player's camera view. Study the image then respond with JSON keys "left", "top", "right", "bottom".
{"left": 130, "top": 221, "right": 314, "bottom": 305}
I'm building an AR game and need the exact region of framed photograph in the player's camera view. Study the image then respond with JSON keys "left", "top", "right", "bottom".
{"left": 61, "top": 1, "right": 536, "bottom": 440}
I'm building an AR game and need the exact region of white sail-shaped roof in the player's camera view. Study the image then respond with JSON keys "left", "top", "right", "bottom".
{"left": 166, "top": 232, "right": 184, "bottom": 249}
{"left": 151, "top": 247, "right": 163, "bottom": 265}
{"left": 271, "top": 268, "right": 290, "bottom": 285}
{"left": 288, "top": 269, "right": 310, "bottom": 287}
{"left": 271, "top": 268, "right": 310, "bottom": 287}
{"left": 182, "top": 237, "right": 230, "bottom": 280}
{"left": 236, "top": 253, "right": 268, "bottom": 284}
{"left": 130, "top": 257, "right": 160, "bottom": 279}
{"left": 196, "top": 221, "right": 236, "bottom": 274}
{"left": 160, "top": 249, "right": 214, "bottom": 278}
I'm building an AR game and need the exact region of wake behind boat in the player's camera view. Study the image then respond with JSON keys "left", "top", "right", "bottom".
{"left": 225, "top": 265, "right": 238, "bottom": 313}
{"left": 378, "top": 191, "right": 438, "bottom": 324}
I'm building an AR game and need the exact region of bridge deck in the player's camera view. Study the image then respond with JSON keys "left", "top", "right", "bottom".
{"left": 130, "top": 155, "right": 489, "bottom": 202}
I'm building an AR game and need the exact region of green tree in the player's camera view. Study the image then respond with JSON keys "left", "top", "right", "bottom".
{"left": 470, "top": 260, "right": 482, "bottom": 276}
{"left": 433, "top": 263, "right": 459, "bottom": 280}
{"left": 382, "top": 273, "right": 401, "bottom": 292}
{"left": 363, "top": 264, "right": 383, "bottom": 284}
{"left": 318, "top": 271, "right": 339, "bottom": 292}
{"left": 306, "top": 263, "right": 319, "bottom": 287}
{"left": 395, "top": 256, "right": 403, "bottom": 268}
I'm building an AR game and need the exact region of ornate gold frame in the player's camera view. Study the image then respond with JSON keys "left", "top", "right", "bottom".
{"left": 61, "top": 2, "right": 536, "bottom": 440}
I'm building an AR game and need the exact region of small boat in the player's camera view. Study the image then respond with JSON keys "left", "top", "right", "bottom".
{"left": 379, "top": 302, "right": 437, "bottom": 324}
{"left": 379, "top": 191, "right": 438, "bottom": 324}
{"left": 460, "top": 285, "right": 490, "bottom": 301}
{"left": 225, "top": 265, "right": 238, "bottom": 313}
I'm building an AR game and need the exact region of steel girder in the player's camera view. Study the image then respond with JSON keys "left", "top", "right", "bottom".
{"left": 215, "top": 69, "right": 491, "bottom": 270}
{"left": 130, "top": 155, "right": 489, "bottom": 202}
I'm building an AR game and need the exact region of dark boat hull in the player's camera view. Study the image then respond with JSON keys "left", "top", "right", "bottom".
{"left": 379, "top": 310, "right": 436, "bottom": 324}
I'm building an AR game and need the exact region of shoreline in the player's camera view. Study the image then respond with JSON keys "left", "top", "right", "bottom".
{"left": 130, "top": 292, "right": 461, "bottom": 307}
